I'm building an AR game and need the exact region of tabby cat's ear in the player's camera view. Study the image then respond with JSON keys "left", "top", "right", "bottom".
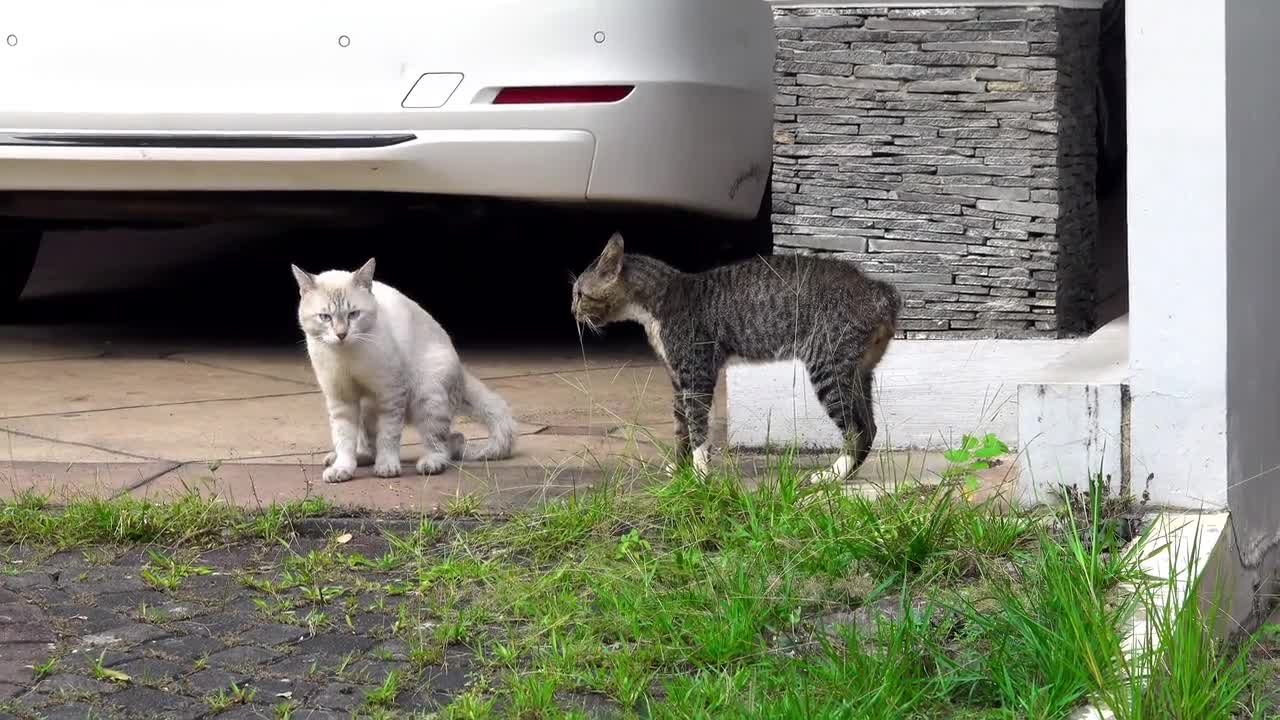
{"left": 598, "top": 232, "right": 624, "bottom": 279}
{"left": 352, "top": 258, "right": 376, "bottom": 290}
{"left": 291, "top": 265, "right": 316, "bottom": 295}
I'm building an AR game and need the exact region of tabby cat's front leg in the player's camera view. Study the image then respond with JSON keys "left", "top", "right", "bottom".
{"left": 667, "top": 378, "right": 692, "bottom": 474}
{"left": 666, "top": 357, "right": 716, "bottom": 479}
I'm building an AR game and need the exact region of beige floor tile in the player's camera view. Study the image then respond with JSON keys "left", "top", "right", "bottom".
{"left": 3, "top": 394, "right": 546, "bottom": 464}
{"left": 0, "top": 357, "right": 311, "bottom": 419}
{"left": 130, "top": 447, "right": 651, "bottom": 514}
{"left": 0, "top": 428, "right": 151, "bottom": 463}
{"left": 492, "top": 365, "right": 672, "bottom": 432}
{"left": 0, "top": 461, "right": 178, "bottom": 500}
{"left": 166, "top": 349, "right": 316, "bottom": 386}
{"left": 169, "top": 345, "right": 662, "bottom": 387}
{"left": 461, "top": 345, "right": 661, "bottom": 380}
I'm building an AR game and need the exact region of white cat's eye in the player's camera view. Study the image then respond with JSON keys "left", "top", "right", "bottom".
{"left": 348, "top": 310, "right": 361, "bottom": 319}
{"left": 317, "top": 313, "right": 332, "bottom": 322}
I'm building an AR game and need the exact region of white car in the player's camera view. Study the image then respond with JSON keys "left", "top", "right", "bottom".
{"left": 0, "top": 0, "right": 777, "bottom": 312}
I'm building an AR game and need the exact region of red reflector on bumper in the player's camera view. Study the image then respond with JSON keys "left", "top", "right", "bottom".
{"left": 493, "top": 85, "right": 634, "bottom": 105}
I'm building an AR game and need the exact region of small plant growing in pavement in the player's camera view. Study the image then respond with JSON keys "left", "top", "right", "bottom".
{"left": 364, "top": 670, "right": 403, "bottom": 709}
{"left": 89, "top": 652, "right": 130, "bottom": 684}
{"left": 140, "top": 550, "right": 211, "bottom": 592}
{"left": 613, "top": 528, "right": 651, "bottom": 561}
{"left": 942, "top": 432, "right": 1010, "bottom": 492}
{"left": 206, "top": 682, "right": 256, "bottom": 711}
{"left": 30, "top": 656, "right": 57, "bottom": 681}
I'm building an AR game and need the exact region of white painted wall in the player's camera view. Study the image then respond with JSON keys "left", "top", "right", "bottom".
{"left": 1225, "top": 0, "right": 1280, "bottom": 567}
{"left": 1125, "top": 0, "right": 1228, "bottom": 508}
{"left": 727, "top": 339, "right": 1078, "bottom": 451}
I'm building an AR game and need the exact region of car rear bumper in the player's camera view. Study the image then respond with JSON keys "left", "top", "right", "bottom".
{"left": 0, "top": 0, "right": 775, "bottom": 220}
{"left": 0, "top": 128, "right": 599, "bottom": 203}
{"left": 0, "top": 86, "right": 771, "bottom": 219}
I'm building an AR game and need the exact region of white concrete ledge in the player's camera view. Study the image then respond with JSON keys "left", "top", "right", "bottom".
{"left": 727, "top": 338, "right": 1081, "bottom": 452}
{"left": 768, "top": 0, "right": 1106, "bottom": 9}
{"left": 1071, "top": 512, "right": 1231, "bottom": 720}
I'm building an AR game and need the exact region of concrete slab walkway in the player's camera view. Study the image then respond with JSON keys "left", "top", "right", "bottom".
{"left": 0, "top": 327, "right": 687, "bottom": 513}
{"left": 0, "top": 327, "right": 997, "bottom": 513}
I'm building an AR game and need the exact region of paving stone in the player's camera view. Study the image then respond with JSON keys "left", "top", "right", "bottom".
{"left": 35, "top": 702, "right": 115, "bottom": 720}
{"left": 46, "top": 605, "right": 124, "bottom": 634}
{"left": 283, "top": 711, "right": 344, "bottom": 720}
{"left": 0, "top": 603, "right": 53, "bottom": 644}
{"left": 369, "top": 639, "right": 410, "bottom": 662}
{"left": 294, "top": 632, "right": 375, "bottom": 657}
{"left": 247, "top": 623, "right": 307, "bottom": 648}
{"left": 311, "top": 682, "right": 370, "bottom": 711}
{"left": 261, "top": 653, "right": 340, "bottom": 681}
{"left": 206, "top": 644, "right": 282, "bottom": 670}
{"left": 394, "top": 689, "right": 444, "bottom": 712}
{"left": 104, "top": 684, "right": 203, "bottom": 718}
{"left": 144, "top": 633, "right": 228, "bottom": 662}
{"left": 242, "top": 675, "right": 317, "bottom": 704}
{"left": 421, "top": 659, "right": 473, "bottom": 694}
{"left": 112, "top": 657, "right": 186, "bottom": 685}
{"left": 172, "top": 615, "right": 249, "bottom": 640}
{"left": 79, "top": 574, "right": 150, "bottom": 596}
{"left": 342, "top": 658, "right": 407, "bottom": 684}
{"left": 185, "top": 667, "right": 247, "bottom": 696}
{"left": 80, "top": 623, "right": 169, "bottom": 649}
{"left": 60, "top": 647, "right": 139, "bottom": 673}
{"left": 2, "top": 572, "right": 59, "bottom": 592}
{"left": 98, "top": 590, "right": 169, "bottom": 613}
{"left": 33, "top": 672, "right": 115, "bottom": 699}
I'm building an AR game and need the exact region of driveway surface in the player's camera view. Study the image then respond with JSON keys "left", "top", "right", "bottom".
{"left": 0, "top": 325, "right": 707, "bottom": 513}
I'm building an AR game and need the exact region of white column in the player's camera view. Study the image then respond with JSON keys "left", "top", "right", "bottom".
{"left": 1125, "top": 0, "right": 1228, "bottom": 507}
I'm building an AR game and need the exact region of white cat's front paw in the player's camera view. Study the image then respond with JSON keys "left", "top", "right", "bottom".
{"left": 322, "top": 464, "right": 355, "bottom": 484}
{"left": 808, "top": 455, "right": 855, "bottom": 486}
{"left": 372, "top": 458, "right": 402, "bottom": 479}
{"left": 415, "top": 453, "right": 449, "bottom": 476}
{"left": 325, "top": 451, "right": 373, "bottom": 467}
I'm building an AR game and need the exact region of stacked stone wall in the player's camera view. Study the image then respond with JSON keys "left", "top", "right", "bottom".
{"left": 772, "top": 6, "right": 1101, "bottom": 338}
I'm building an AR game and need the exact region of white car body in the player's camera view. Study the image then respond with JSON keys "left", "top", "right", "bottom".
{"left": 0, "top": 0, "right": 776, "bottom": 220}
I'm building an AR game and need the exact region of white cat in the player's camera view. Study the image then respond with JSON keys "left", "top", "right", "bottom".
{"left": 292, "top": 259, "right": 516, "bottom": 483}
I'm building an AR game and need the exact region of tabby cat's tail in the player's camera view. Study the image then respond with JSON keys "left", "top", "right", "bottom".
{"left": 458, "top": 370, "right": 516, "bottom": 461}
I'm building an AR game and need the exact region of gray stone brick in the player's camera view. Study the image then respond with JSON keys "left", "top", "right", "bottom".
{"left": 776, "top": 235, "right": 870, "bottom": 253}
{"left": 885, "top": 51, "right": 998, "bottom": 66}
{"left": 865, "top": 18, "right": 949, "bottom": 32}
{"left": 904, "top": 80, "right": 986, "bottom": 94}
{"left": 889, "top": 7, "right": 979, "bottom": 21}
{"left": 854, "top": 64, "right": 929, "bottom": 81}
{"left": 869, "top": 239, "right": 971, "bottom": 254}
{"left": 976, "top": 200, "right": 1060, "bottom": 218}
{"left": 921, "top": 41, "right": 1030, "bottom": 55}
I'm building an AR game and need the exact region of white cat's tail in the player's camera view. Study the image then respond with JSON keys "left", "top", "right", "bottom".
{"left": 458, "top": 370, "right": 516, "bottom": 461}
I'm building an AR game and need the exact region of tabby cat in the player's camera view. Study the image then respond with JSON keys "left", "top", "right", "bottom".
{"left": 571, "top": 233, "right": 900, "bottom": 481}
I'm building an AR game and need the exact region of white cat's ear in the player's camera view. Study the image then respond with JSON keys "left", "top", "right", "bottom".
{"left": 599, "top": 233, "right": 624, "bottom": 278}
{"left": 291, "top": 265, "right": 316, "bottom": 295}
{"left": 352, "top": 258, "right": 376, "bottom": 290}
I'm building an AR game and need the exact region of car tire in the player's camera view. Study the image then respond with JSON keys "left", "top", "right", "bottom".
{"left": 0, "top": 229, "right": 41, "bottom": 319}
{"left": 619, "top": 171, "right": 775, "bottom": 273}
{"left": 730, "top": 170, "right": 774, "bottom": 263}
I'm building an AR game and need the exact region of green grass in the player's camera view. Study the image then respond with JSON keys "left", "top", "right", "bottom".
{"left": 1, "top": 450, "right": 1270, "bottom": 719}
{"left": 0, "top": 489, "right": 330, "bottom": 549}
